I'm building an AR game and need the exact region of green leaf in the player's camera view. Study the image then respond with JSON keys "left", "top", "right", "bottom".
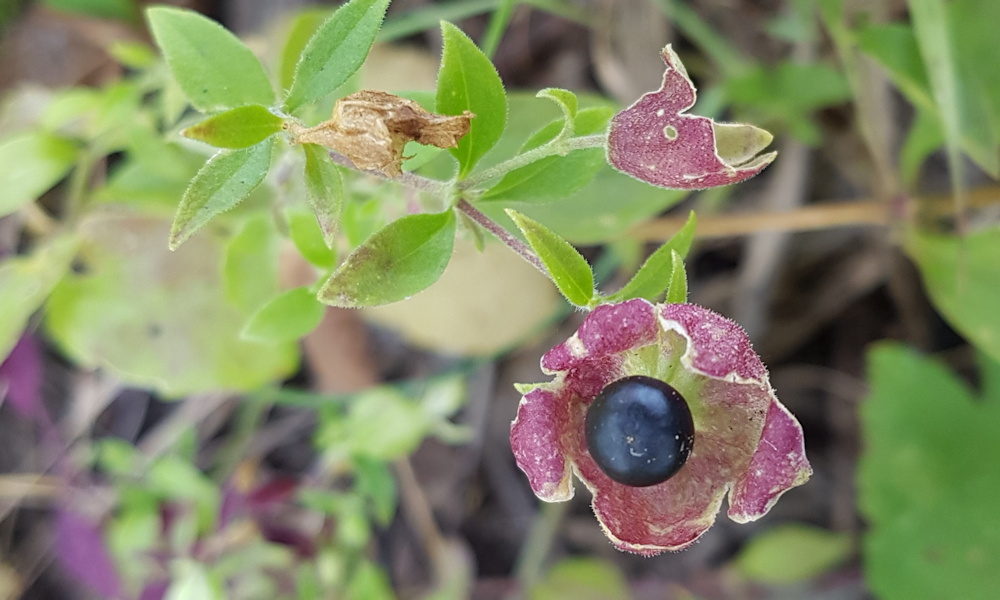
{"left": 664, "top": 250, "right": 688, "bottom": 304}
{"left": 537, "top": 87, "right": 578, "bottom": 121}
{"left": 906, "top": 226, "right": 1000, "bottom": 365}
{"left": 506, "top": 210, "right": 593, "bottom": 307}
{"left": 0, "top": 235, "right": 79, "bottom": 361}
{"left": 0, "top": 132, "right": 78, "bottom": 218}
{"left": 46, "top": 213, "right": 296, "bottom": 397}
{"left": 318, "top": 210, "right": 456, "bottom": 308}
{"left": 735, "top": 524, "right": 852, "bottom": 584}
{"left": 170, "top": 138, "right": 273, "bottom": 250}
{"left": 223, "top": 215, "right": 280, "bottom": 313}
{"left": 146, "top": 7, "right": 274, "bottom": 112}
{"left": 529, "top": 558, "right": 630, "bottom": 600}
{"left": 908, "top": 0, "right": 996, "bottom": 178}
{"left": 319, "top": 388, "right": 428, "bottom": 460}
{"left": 283, "top": 0, "right": 390, "bottom": 113}
{"left": 302, "top": 144, "right": 344, "bottom": 248}
{"left": 861, "top": 343, "right": 1000, "bottom": 600}
{"left": 353, "top": 457, "right": 397, "bottom": 526}
{"left": 278, "top": 9, "right": 330, "bottom": 92}
{"left": 287, "top": 210, "right": 336, "bottom": 269}
{"left": 181, "top": 105, "right": 283, "bottom": 149}
{"left": 436, "top": 21, "right": 507, "bottom": 177}
{"left": 480, "top": 107, "right": 612, "bottom": 203}
{"left": 165, "top": 560, "right": 224, "bottom": 600}
{"left": 241, "top": 287, "right": 325, "bottom": 343}
{"left": 607, "top": 211, "right": 696, "bottom": 302}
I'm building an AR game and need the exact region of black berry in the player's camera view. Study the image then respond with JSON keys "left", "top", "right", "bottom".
{"left": 585, "top": 375, "right": 695, "bottom": 487}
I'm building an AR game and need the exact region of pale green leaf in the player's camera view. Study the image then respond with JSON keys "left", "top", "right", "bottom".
{"left": 241, "top": 287, "right": 325, "bottom": 342}
{"left": 223, "top": 215, "right": 280, "bottom": 312}
{"left": 146, "top": 6, "right": 274, "bottom": 112}
{"left": 530, "top": 558, "right": 630, "bottom": 600}
{"left": 861, "top": 343, "right": 1000, "bottom": 600}
{"left": 0, "top": 132, "right": 78, "bottom": 218}
{"left": 665, "top": 250, "right": 688, "bottom": 304}
{"left": 169, "top": 138, "right": 273, "bottom": 250}
{"left": 283, "top": 0, "right": 390, "bottom": 113}
{"left": 302, "top": 143, "right": 343, "bottom": 248}
{"left": 736, "top": 524, "right": 852, "bottom": 584}
{"left": 436, "top": 21, "right": 507, "bottom": 177}
{"left": 318, "top": 210, "right": 456, "bottom": 308}
{"left": 287, "top": 210, "right": 336, "bottom": 269}
{"left": 0, "top": 235, "right": 79, "bottom": 361}
{"left": 506, "top": 209, "right": 593, "bottom": 307}
{"left": 181, "top": 105, "right": 283, "bottom": 149}
{"left": 46, "top": 213, "right": 296, "bottom": 397}
{"left": 906, "top": 226, "right": 1000, "bottom": 365}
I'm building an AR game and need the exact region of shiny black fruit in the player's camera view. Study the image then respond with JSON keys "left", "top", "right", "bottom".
{"left": 585, "top": 375, "right": 695, "bottom": 487}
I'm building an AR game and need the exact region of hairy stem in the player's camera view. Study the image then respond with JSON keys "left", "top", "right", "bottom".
{"left": 455, "top": 199, "right": 548, "bottom": 278}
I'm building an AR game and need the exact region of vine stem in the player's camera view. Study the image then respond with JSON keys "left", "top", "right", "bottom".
{"left": 455, "top": 199, "right": 548, "bottom": 278}
{"left": 458, "top": 133, "right": 608, "bottom": 190}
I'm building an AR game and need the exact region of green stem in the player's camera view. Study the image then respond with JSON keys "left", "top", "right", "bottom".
{"left": 512, "top": 501, "right": 569, "bottom": 597}
{"left": 459, "top": 133, "right": 607, "bottom": 190}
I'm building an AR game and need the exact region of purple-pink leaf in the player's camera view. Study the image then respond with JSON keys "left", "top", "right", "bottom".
{"left": 0, "top": 334, "right": 46, "bottom": 424}
{"left": 607, "top": 45, "right": 776, "bottom": 190}
{"left": 55, "top": 507, "right": 122, "bottom": 598}
{"left": 510, "top": 299, "right": 811, "bottom": 556}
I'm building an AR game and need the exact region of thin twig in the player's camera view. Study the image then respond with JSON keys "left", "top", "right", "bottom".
{"left": 455, "top": 199, "right": 548, "bottom": 277}
{"left": 630, "top": 200, "right": 890, "bottom": 241}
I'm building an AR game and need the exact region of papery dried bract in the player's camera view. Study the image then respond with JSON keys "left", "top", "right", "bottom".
{"left": 287, "top": 90, "right": 473, "bottom": 177}
{"left": 607, "top": 46, "right": 776, "bottom": 189}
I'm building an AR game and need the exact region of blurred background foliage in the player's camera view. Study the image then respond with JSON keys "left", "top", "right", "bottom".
{"left": 1, "top": 0, "right": 1000, "bottom": 598}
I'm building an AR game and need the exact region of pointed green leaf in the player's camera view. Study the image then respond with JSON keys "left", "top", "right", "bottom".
{"left": 318, "top": 210, "right": 456, "bottom": 308}
{"left": 302, "top": 144, "right": 344, "bottom": 248}
{"left": 181, "top": 105, "right": 283, "bottom": 149}
{"left": 436, "top": 21, "right": 507, "bottom": 177}
{"left": 607, "top": 211, "right": 696, "bottom": 302}
{"left": 665, "top": 250, "right": 688, "bottom": 304}
{"left": 279, "top": 9, "right": 330, "bottom": 92}
{"left": 146, "top": 7, "right": 274, "bottom": 112}
{"left": 506, "top": 210, "right": 593, "bottom": 307}
{"left": 283, "top": 0, "right": 390, "bottom": 113}
{"left": 0, "top": 235, "right": 79, "bottom": 361}
{"left": 906, "top": 226, "right": 1000, "bottom": 365}
{"left": 537, "top": 88, "right": 578, "bottom": 121}
{"left": 736, "top": 524, "right": 852, "bottom": 584}
{"left": 169, "top": 138, "right": 273, "bottom": 250}
{"left": 480, "top": 107, "right": 612, "bottom": 203}
{"left": 241, "top": 287, "right": 325, "bottom": 342}
{"left": 223, "top": 215, "right": 280, "bottom": 313}
{"left": 536, "top": 87, "right": 578, "bottom": 141}
{"left": 46, "top": 215, "right": 296, "bottom": 397}
{"left": 287, "top": 210, "right": 336, "bottom": 269}
{"left": 0, "top": 132, "right": 78, "bottom": 218}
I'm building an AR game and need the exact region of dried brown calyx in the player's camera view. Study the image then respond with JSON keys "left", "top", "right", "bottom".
{"left": 285, "top": 90, "right": 474, "bottom": 177}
